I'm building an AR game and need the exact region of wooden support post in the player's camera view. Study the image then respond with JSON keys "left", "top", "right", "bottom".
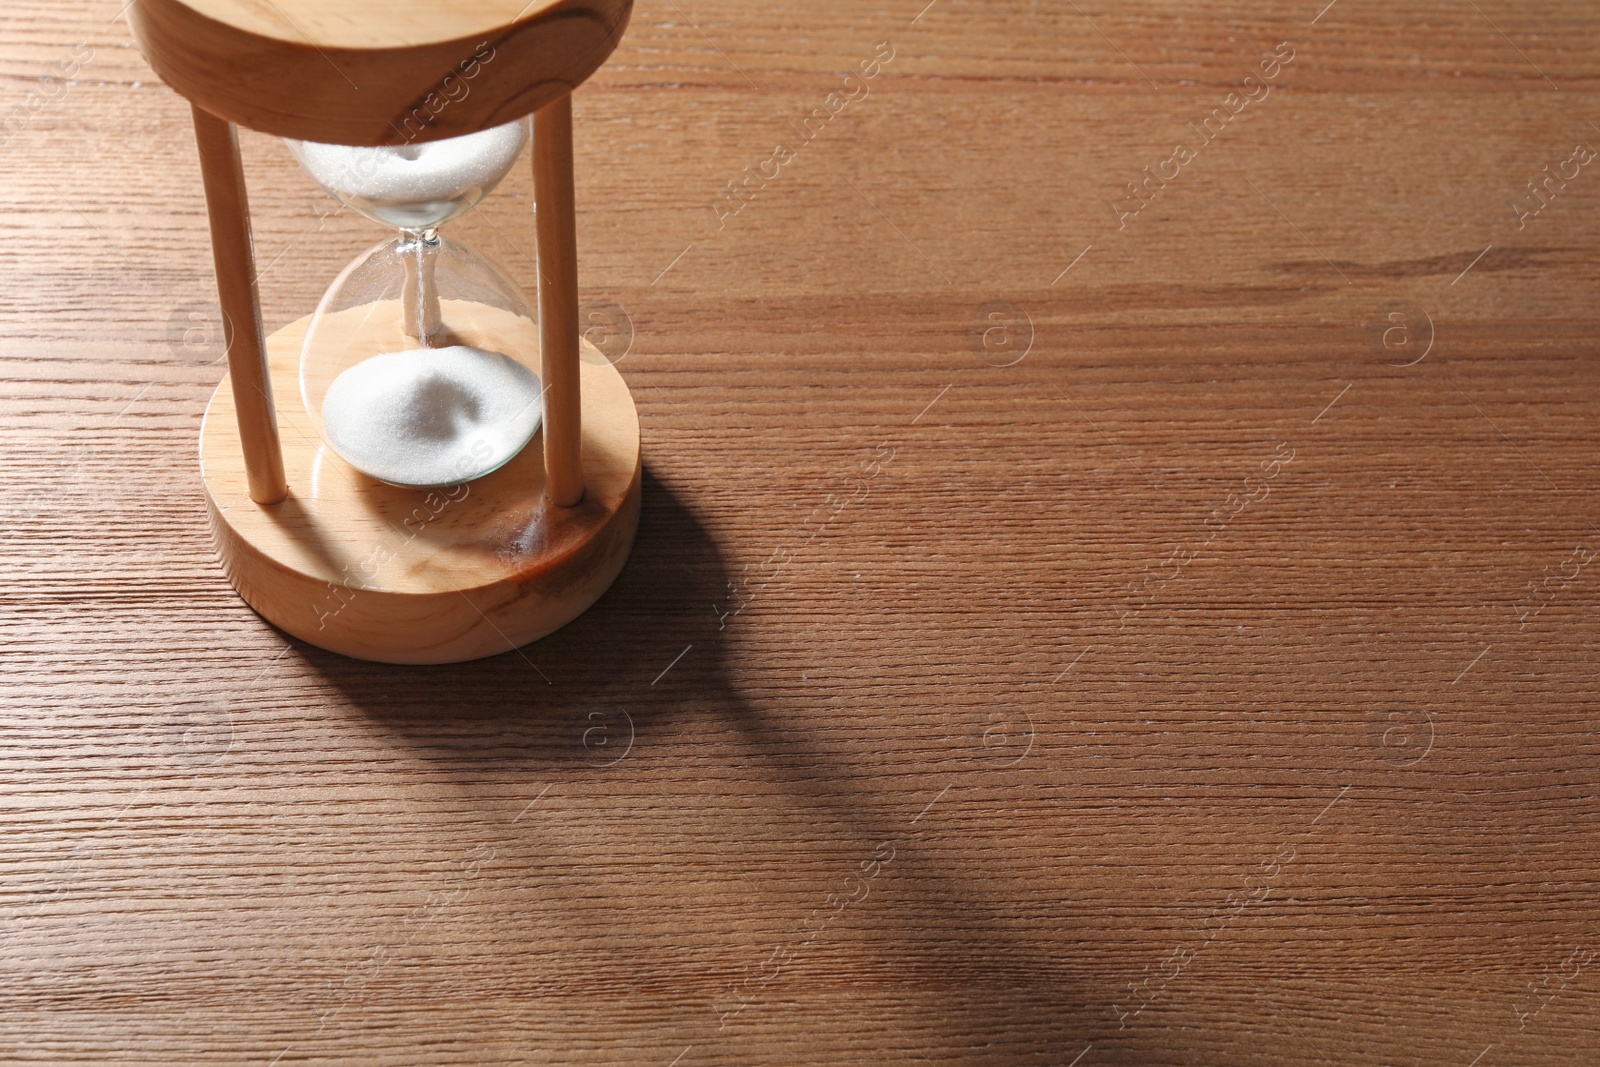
{"left": 190, "top": 103, "right": 287, "bottom": 505}
{"left": 533, "top": 94, "right": 584, "bottom": 507}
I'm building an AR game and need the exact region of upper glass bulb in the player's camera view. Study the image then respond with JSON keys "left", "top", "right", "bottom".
{"left": 286, "top": 120, "right": 528, "bottom": 230}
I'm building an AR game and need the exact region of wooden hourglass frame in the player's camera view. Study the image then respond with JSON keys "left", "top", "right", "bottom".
{"left": 129, "top": 0, "right": 640, "bottom": 664}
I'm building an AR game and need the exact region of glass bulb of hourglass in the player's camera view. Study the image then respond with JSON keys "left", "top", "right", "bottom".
{"left": 289, "top": 121, "right": 545, "bottom": 490}
{"left": 286, "top": 120, "right": 527, "bottom": 229}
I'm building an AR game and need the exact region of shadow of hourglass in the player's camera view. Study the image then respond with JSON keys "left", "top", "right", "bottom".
{"left": 291, "top": 467, "right": 1105, "bottom": 1062}
{"left": 298, "top": 466, "right": 734, "bottom": 764}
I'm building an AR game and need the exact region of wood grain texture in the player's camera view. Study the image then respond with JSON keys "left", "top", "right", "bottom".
{"left": 127, "top": 0, "right": 632, "bottom": 144}
{"left": 3, "top": 0, "right": 1600, "bottom": 1064}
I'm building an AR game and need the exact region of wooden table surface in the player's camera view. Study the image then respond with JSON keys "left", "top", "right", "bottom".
{"left": 4, "top": 1, "right": 1600, "bottom": 1063}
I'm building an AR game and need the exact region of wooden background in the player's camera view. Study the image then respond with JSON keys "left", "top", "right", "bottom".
{"left": 3, "top": 0, "right": 1599, "bottom": 1063}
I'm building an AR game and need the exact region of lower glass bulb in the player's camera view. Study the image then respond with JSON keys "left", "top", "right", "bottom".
{"left": 300, "top": 233, "right": 544, "bottom": 489}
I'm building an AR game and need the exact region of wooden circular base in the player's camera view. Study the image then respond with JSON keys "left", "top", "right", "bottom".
{"left": 200, "top": 314, "right": 640, "bottom": 664}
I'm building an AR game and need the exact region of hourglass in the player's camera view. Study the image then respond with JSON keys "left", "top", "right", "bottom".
{"left": 129, "top": 0, "right": 641, "bottom": 664}
{"left": 288, "top": 121, "right": 541, "bottom": 489}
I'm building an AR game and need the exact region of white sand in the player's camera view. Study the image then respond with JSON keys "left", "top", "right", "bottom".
{"left": 292, "top": 121, "right": 527, "bottom": 229}
{"left": 320, "top": 345, "right": 543, "bottom": 488}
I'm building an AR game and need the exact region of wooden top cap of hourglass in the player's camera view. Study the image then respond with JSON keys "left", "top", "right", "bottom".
{"left": 129, "top": 0, "right": 632, "bottom": 144}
